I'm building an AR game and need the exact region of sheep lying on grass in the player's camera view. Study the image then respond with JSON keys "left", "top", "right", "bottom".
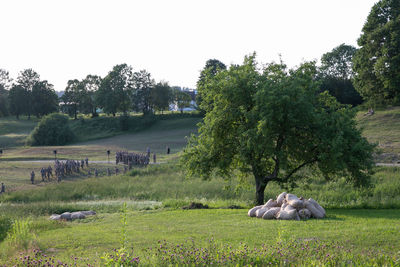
{"left": 248, "top": 192, "right": 325, "bottom": 220}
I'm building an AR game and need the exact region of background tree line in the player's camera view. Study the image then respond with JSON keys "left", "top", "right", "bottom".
{"left": 0, "top": 64, "right": 194, "bottom": 119}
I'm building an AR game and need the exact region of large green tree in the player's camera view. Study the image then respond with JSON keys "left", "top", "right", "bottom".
{"left": 16, "top": 69, "right": 40, "bottom": 119}
{"left": 182, "top": 55, "right": 375, "bottom": 205}
{"left": 353, "top": 0, "right": 400, "bottom": 105}
{"left": 196, "top": 59, "right": 227, "bottom": 114}
{"left": 31, "top": 80, "right": 58, "bottom": 117}
{"left": 96, "top": 64, "right": 133, "bottom": 116}
{"left": 8, "top": 84, "right": 27, "bottom": 119}
{"left": 81, "top": 75, "right": 102, "bottom": 117}
{"left": 62, "top": 79, "right": 82, "bottom": 119}
{"left": 131, "top": 70, "right": 154, "bottom": 114}
{"left": 319, "top": 44, "right": 363, "bottom": 106}
{"left": 0, "top": 69, "right": 12, "bottom": 116}
{"left": 151, "top": 81, "right": 172, "bottom": 113}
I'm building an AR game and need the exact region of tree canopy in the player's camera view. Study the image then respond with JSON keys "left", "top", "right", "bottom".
{"left": 196, "top": 59, "right": 227, "bottom": 114}
{"left": 182, "top": 55, "right": 375, "bottom": 205}
{"left": 319, "top": 44, "right": 363, "bottom": 106}
{"left": 353, "top": 0, "right": 400, "bottom": 105}
{"left": 0, "top": 69, "right": 11, "bottom": 117}
{"left": 96, "top": 64, "right": 133, "bottom": 116}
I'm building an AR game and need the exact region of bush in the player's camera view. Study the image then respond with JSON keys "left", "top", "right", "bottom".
{"left": 27, "top": 113, "right": 75, "bottom": 146}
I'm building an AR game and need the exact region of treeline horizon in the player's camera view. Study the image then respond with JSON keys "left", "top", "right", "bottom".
{"left": 0, "top": 64, "right": 194, "bottom": 119}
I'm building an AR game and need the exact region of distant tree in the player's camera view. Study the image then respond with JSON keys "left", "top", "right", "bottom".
{"left": 0, "top": 69, "right": 12, "bottom": 117}
{"left": 319, "top": 44, "right": 363, "bottom": 106}
{"left": 16, "top": 69, "right": 40, "bottom": 119}
{"left": 353, "top": 0, "right": 400, "bottom": 105}
{"left": 132, "top": 70, "right": 154, "bottom": 115}
{"left": 96, "top": 64, "right": 133, "bottom": 116}
{"left": 181, "top": 55, "right": 375, "bottom": 205}
{"left": 198, "top": 59, "right": 227, "bottom": 83}
{"left": 172, "top": 87, "right": 192, "bottom": 114}
{"left": 0, "top": 86, "right": 9, "bottom": 117}
{"left": 0, "top": 69, "right": 12, "bottom": 89}
{"left": 196, "top": 59, "right": 227, "bottom": 114}
{"left": 8, "top": 85, "right": 27, "bottom": 119}
{"left": 62, "top": 79, "right": 82, "bottom": 119}
{"left": 31, "top": 80, "right": 58, "bottom": 117}
{"left": 151, "top": 81, "right": 171, "bottom": 114}
{"left": 81, "top": 75, "right": 102, "bottom": 117}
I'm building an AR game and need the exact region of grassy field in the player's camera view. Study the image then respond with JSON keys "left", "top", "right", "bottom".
{"left": 1, "top": 209, "right": 399, "bottom": 265}
{"left": 0, "top": 116, "right": 38, "bottom": 148}
{"left": 0, "top": 116, "right": 200, "bottom": 162}
{"left": 1, "top": 111, "right": 400, "bottom": 265}
{"left": 357, "top": 106, "right": 400, "bottom": 162}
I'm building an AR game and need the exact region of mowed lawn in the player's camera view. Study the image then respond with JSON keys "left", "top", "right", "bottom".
{"left": 2, "top": 208, "right": 398, "bottom": 264}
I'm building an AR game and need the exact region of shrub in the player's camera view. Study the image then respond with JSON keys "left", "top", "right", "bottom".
{"left": 27, "top": 113, "right": 75, "bottom": 146}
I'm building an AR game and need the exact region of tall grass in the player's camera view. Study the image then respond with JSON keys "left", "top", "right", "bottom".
{"left": 2, "top": 160, "right": 400, "bottom": 215}
{"left": 0, "top": 216, "right": 12, "bottom": 242}
{"left": 6, "top": 219, "right": 33, "bottom": 250}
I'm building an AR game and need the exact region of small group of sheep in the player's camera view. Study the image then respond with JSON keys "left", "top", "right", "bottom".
{"left": 50, "top": 210, "right": 96, "bottom": 221}
{"left": 248, "top": 192, "right": 326, "bottom": 220}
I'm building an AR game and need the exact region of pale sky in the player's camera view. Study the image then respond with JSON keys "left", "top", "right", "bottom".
{"left": 0, "top": 0, "right": 377, "bottom": 91}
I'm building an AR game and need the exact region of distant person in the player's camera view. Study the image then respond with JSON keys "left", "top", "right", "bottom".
{"left": 146, "top": 147, "right": 151, "bottom": 158}
{"left": 153, "top": 153, "right": 156, "bottom": 164}
{"left": 1, "top": 182, "right": 5, "bottom": 193}
{"left": 364, "top": 107, "right": 375, "bottom": 116}
{"left": 167, "top": 146, "right": 170, "bottom": 154}
{"left": 30, "top": 171, "right": 35, "bottom": 184}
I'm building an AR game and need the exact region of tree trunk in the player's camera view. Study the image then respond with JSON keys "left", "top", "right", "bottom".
{"left": 255, "top": 177, "right": 268, "bottom": 205}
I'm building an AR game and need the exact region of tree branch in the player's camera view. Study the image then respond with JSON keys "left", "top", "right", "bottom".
{"left": 282, "top": 158, "right": 318, "bottom": 182}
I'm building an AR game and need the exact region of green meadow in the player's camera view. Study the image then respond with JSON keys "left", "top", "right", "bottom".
{"left": 0, "top": 112, "right": 400, "bottom": 266}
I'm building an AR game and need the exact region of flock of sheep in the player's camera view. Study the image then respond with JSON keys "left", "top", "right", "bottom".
{"left": 248, "top": 192, "right": 326, "bottom": 220}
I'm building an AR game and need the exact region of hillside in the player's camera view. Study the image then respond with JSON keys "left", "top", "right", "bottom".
{"left": 1, "top": 107, "right": 399, "bottom": 162}
{"left": 0, "top": 117, "right": 38, "bottom": 148}
{"left": 356, "top": 106, "right": 400, "bottom": 162}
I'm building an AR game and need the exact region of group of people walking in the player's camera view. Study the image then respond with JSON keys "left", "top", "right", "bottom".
{"left": 30, "top": 158, "right": 90, "bottom": 184}
{"left": 24, "top": 146, "right": 172, "bottom": 187}
{"left": 115, "top": 151, "right": 150, "bottom": 167}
